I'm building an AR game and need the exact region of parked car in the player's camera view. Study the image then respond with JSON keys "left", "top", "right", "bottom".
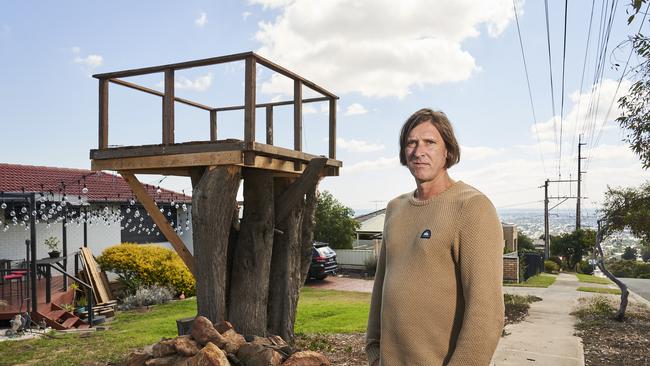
{"left": 308, "top": 242, "right": 338, "bottom": 280}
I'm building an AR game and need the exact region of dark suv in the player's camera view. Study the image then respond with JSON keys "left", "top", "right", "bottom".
{"left": 308, "top": 242, "right": 338, "bottom": 280}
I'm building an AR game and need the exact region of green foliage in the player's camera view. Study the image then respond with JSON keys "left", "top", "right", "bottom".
{"left": 550, "top": 229, "right": 596, "bottom": 270}
{"left": 601, "top": 182, "right": 650, "bottom": 247}
{"left": 642, "top": 246, "right": 650, "bottom": 262}
{"left": 578, "top": 260, "right": 595, "bottom": 275}
{"left": 577, "top": 286, "right": 622, "bottom": 295}
{"left": 119, "top": 285, "right": 174, "bottom": 310}
{"left": 548, "top": 256, "right": 563, "bottom": 268}
{"left": 576, "top": 273, "right": 611, "bottom": 284}
{"left": 622, "top": 246, "right": 638, "bottom": 260}
{"left": 295, "top": 287, "right": 371, "bottom": 334}
{"left": 97, "top": 243, "right": 195, "bottom": 297}
{"left": 517, "top": 232, "right": 536, "bottom": 251}
{"left": 313, "top": 191, "right": 360, "bottom": 249}
{"left": 606, "top": 259, "right": 650, "bottom": 278}
{"left": 44, "top": 236, "right": 60, "bottom": 251}
{"left": 504, "top": 273, "right": 557, "bottom": 288}
{"left": 574, "top": 296, "right": 616, "bottom": 320}
{"left": 544, "top": 260, "right": 560, "bottom": 274}
{"left": 363, "top": 256, "right": 377, "bottom": 275}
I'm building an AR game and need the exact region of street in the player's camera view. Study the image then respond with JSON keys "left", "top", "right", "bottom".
{"left": 620, "top": 277, "right": 650, "bottom": 303}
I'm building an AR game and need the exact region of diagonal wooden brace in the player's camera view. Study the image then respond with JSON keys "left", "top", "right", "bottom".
{"left": 119, "top": 171, "right": 195, "bottom": 275}
{"left": 275, "top": 157, "right": 327, "bottom": 223}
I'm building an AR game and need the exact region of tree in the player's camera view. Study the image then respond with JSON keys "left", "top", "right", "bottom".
{"left": 617, "top": 1, "right": 650, "bottom": 169}
{"left": 642, "top": 246, "right": 650, "bottom": 262}
{"left": 550, "top": 229, "right": 596, "bottom": 270}
{"left": 601, "top": 182, "right": 650, "bottom": 247}
{"left": 313, "top": 191, "right": 360, "bottom": 249}
{"left": 622, "top": 246, "right": 638, "bottom": 261}
{"left": 517, "top": 232, "right": 536, "bottom": 251}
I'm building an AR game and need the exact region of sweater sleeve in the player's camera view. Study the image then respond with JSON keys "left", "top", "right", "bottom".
{"left": 447, "top": 195, "right": 505, "bottom": 366}
{"left": 365, "top": 237, "right": 386, "bottom": 366}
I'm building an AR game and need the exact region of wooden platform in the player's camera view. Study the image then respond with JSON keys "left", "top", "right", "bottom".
{"left": 0, "top": 275, "right": 74, "bottom": 320}
{"left": 90, "top": 139, "right": 341, "bottom": 177}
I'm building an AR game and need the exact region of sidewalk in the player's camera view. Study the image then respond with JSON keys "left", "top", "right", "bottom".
{"left": 491, "top": 273, "right": 585, "bottom": 366}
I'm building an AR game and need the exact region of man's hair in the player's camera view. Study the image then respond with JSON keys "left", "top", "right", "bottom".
{"left": 398, "top": 108, "right": 461, "bottom": 168}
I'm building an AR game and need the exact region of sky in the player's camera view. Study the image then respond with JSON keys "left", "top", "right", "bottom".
{"left": 1, "top": 0, "right": 648, "bottom": 215}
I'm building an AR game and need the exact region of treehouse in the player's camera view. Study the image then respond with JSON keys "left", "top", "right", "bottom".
{"left": 89, "top": 52, "right": 341, "bottom": 341}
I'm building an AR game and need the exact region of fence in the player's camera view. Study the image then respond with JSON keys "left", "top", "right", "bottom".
{"left": 335, "top": 249, "right": 376, "bottom": 270}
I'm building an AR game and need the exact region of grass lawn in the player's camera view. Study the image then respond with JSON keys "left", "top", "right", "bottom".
{"left": 576, "top": 273, "right": 612, "bottom": 285}
{"left": 577, "top": 286, "right": 622, "bottom": 295}
{"left": 295, "top": 287, "right": 370, "bottom": 334}
{"left": 504, "top": 273, "right": 557, "bottom": 288}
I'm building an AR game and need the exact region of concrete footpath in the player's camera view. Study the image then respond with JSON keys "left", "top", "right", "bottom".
{"left": 491, "top": 273, "right": 585, "bottom": 366}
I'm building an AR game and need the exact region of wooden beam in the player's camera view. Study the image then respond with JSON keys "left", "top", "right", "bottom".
{"left": 252, "top": 143, "right": 343, "bottom": 167}
{"left": 109, "top": 78, "right": 213, "bottom": 111}
{"left": 254, "top": 53, "right": 337, "bottom": 99}
{"left": 93, "top": 51, "right": 253, "bottom": 79}
{"left": 210, "top": 110, "right": 217, "bottom": 141}
{"left": 91, "top": 151, "right": 243, "bottom": 171}
{"left": 119, "top": 172, "right": 195, "bottom": 275}
{"left": 275, "top": 157, "right": 327, "bottom": 223}
{"left": 90, "top": 140, "right": 245, "bottom": 160}
{"left": 329, "top": 98, "right": 337, "bottom": 159}
{"left": 98, "top": 79, "right": 108, "bottom": 149}
{"left": 163, "top": 69, "right": 175, "bottom": 145}
{"left": 294, "top": 80, "right": 302, "bottom": 171}
{"left": 265, "top": 106, "right": 273, "bottom": 145}
{"left": 213, "top": 97, "right": 330, "bottom": 112}
{"left": 251, "top": 156, "right": 303, "bottom": 175}
{"left": 244, "top": 56, "right": 256, "bottom": 165}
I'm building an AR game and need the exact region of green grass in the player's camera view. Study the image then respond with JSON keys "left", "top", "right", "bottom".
{"left": 576, "top": 273, "right": 612, "bottom": 285}
{"left": 577, "top": 286, "right": 622, "bottom": 295}
{"left": 504, "top": 273, "right": 557, "bottom": 288}
{"left": 295, "top": 287, "right": 371, "bottom": 334}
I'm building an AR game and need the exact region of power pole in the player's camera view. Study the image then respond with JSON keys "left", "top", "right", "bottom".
{"left": 544, "top": 179, "right": 549, "bottom": 259}
{"left": 576, "top": 135, "right": 587, "bottom": 230}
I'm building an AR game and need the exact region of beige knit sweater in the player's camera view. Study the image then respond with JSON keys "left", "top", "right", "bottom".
{"left": 365, "top": 181, "right": 505, "bottom": 366}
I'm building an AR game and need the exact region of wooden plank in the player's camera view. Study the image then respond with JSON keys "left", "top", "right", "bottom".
{"left": 275, "top": 157, "right": 327, "bottom": 223}
{"left": 254, "top": 53, "right": 337, "bottom": 99}
{"left": 163, "top": 69, "right": 175, "bottom": 145}
{"left": 80, "top": 247, "right": 112, "bottom": 304}
{"left": 109, "top": 78, "right": 213, "bottom": 111}
{"left": 93, "top": 51, "right": 253, "bottom": 79}
{"left": 119, "top": 172, "right": 195, "bottom": 275}
{"left": 244, "top": 56, "right": 256, "bottom": 148}
{"left": 210, "top": 110, "right": 217, "bottom": 141}
{"left": 265, "top": 106, "right": 273, "bottom": 145}
{"left": 294, "top": 80, "right": 302, "bottom": 171}
{"left": 90, "top": 140, "right": 245, "bottom": 160}
{"left": 98, "top": 79, "right": 108, "bottom": 149}
{"left": 329, "top": 98, "right": 337, "bottom": 159}
{"left": 252, "top": 142, "right": 343, "bottom": 167}
{"left": 213, "top": 97, "right": 330, "bottom": 112}
{"left": 251, "top": 156, "right": 303, "bottom": 174}
{"left": 91, "top": 151, "right": 243, "bottom": 171}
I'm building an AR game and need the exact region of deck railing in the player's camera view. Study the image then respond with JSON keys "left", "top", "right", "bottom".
{"left": 93, "top": 52, "right": 338, "bottom": 160}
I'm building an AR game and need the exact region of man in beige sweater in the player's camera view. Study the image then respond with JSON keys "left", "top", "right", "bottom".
{"left": 366, "top": 109, "right": 504, "bottom": 365}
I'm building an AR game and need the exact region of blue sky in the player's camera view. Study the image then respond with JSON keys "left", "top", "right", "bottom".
{"left": 1, "top": 0, "right": 647, "bottom": 214}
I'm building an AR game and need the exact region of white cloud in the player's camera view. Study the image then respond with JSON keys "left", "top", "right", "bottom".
{"left": 249, "top": 0, "right": 294, "bottom": 9}
{"left": 336, "top": 138, "right": 385, "bottom": 153}
{"left": 254, "top": 0, "right": 514, "bottom": 98}
{"left": 242, "top": 11, "right": 252, "bottom": 20}
{"left": 344, "top": 157, "right": 399, "bottom": 173}
{"left": 303, "top": 105, "right": 317, "bottom": 114}
{"left": 344, "top": 103, "right": 368, "bottom": 116}
{"left": 461, "top": 145, "right": 504, "bottom": 160}
{"left": 175, "top": 72, "right": 213, "bottom": 92}
{"left": 586, "top": 144, "right": 636, "bottom": 161}
{"left": 72, "top": 47, "right": 103, "bottom": 71}
{"left": 195, "top": 12, "right": 208, "bottom": 27}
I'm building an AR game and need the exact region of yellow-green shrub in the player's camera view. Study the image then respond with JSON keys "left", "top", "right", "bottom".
{"left": 97, "top": 243, "right": 195, "bottom": 297}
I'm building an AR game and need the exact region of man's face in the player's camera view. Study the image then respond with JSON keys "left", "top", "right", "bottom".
{"left": 405, "top": 122, "right": 448, "bottom": 184}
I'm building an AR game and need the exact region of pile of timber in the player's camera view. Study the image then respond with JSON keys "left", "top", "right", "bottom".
{"left": 79, "top": 247, "right": 116, "bottom": 318}
{"left": 123, "top": 316, "right": 330, "bottom": 366}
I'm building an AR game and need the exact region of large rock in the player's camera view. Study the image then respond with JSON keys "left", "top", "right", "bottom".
{"left": 214, "top": 320, "right": 234, "bottom": 334}
{"left": 144, "top": 355, "right": 189, "bottom": 366}
{"left": 236, "top": 343, "right": 283, "bottom": 366}
{"left": 190, "top": 316, "right": 227, "bottom": 347}
{"left": 122, "top": 351, "right": 152, "bottom": 366}
{"left": 153, "top": 339, "right": 177, "bottom": 358}
{"left": 187, "top": 342, "right": 231, "bottom": 366}
{"left": 221, "top": 329, "right": 246, "bottom": 354}
{"left": 174, "top": 335, "right": 200, "bottom": 357}
{"left": 282, "top": 351, "right": 330, "bottom": 366}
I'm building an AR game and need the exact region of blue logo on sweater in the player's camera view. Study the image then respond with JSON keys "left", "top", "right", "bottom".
{"left": 420, "top": 229, "right": 431, "bottom": 239}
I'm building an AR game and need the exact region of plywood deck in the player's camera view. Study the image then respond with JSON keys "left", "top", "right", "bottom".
{"left": 90, "top": 139, "right": 342, "bottom": 176}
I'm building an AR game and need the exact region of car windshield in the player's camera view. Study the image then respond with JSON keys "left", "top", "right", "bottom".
{"left": 316, "top": 246, "right": 335, "bottom": 257}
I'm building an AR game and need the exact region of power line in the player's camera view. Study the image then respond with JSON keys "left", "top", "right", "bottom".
{"left": 559, "top": 0, "right": 569, "bottom": 180}
{"left": 512, "top": 0, "right": 548, "bottom": 177}
{"left": 544, "top": 0, "right": 559, "bottom": 177}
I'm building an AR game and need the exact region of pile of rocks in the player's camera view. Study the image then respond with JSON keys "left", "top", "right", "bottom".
{"left": 123, "top": 316, "right": 330, "bottom": 366}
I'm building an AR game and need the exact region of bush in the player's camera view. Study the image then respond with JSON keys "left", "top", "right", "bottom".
{"left": 119, "top": 285, "right": 174, "bottom": 310}
{"left": 579, "top": 260, "right": 594, "bottom": 275}
{"left": 97, "top": 243, "right": 195, "bottom": 297}
{"left": 606, "top": 259, "right": 650, "bottom": 278}
{"left": 548, "top": 256, "right": 563, "bottom": 269}
{"left": 363, "top": 256, "right": 377, "bottom": 275}
{"left": 544, "top": 260, "right": 560, "bottom": 274}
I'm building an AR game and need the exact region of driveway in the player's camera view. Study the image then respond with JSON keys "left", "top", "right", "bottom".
{"left": 620, "top": 277, "right": 650, "bottom": 303}
{"left": 305, "top": 275, "right": 373, "bottom": 293}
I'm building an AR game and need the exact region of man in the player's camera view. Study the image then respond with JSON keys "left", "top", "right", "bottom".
{"left": 365, "top": 108, "right": 504, "bottom": 365}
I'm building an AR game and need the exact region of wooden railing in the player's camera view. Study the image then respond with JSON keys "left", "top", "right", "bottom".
{"left": 93, "top": 52, "right": 339, "bottom": 159}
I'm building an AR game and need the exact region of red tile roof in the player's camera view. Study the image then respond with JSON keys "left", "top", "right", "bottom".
{"left": 0, "top": 163, "right": 191, "bottom": 203}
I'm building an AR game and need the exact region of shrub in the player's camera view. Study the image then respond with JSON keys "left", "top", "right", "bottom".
{"left": 579, "top": 260, "right": 594, "bottom": 275}
{"left": 544, "top": 260, "right": 560, "bottom": 274}
{"left": 363, "top": 256, "right": 377, "bottom": 275}
{"left": 97, "top": 243, "right": 195, "bottom": 297}
{"left": 548, "top": 256, "right": 563, "bottom": 269}
{"left": 119, "top": 285, "right": 174, "bottom": 310}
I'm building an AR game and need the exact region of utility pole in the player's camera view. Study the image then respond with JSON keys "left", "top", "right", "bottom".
{"left": 544, "top": 179, "right": 549, "bottom": 259}
{"left": 576, "top": 135, "right": 587, "bottom": 230}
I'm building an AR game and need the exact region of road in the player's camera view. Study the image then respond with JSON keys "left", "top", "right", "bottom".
{"left": 620, "top": 277, "right": 650, "bottom": 303}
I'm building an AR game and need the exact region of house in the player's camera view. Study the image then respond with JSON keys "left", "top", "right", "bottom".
{"left": 0, "top": 163, "right": 193, "bottom": 323}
